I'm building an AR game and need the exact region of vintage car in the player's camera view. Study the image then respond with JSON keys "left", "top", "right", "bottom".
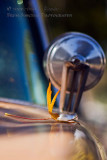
{"left": 0, "top": 0, "right": 106, "bottom": 159}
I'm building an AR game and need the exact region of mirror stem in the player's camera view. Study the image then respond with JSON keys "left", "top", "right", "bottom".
{"left": 59, "top": 59, "right": 89, "bottom": 113}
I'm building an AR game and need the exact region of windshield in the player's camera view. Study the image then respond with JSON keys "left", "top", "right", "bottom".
{"left": 0, "top": 0, "right": 48, "bottom": 106}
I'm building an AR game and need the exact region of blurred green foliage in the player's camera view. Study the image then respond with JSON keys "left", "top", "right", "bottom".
{"left": 40, "top": 0, "right": 107, "bottom": 45}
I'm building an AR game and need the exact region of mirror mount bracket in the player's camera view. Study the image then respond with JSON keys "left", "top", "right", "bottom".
{"left": 59, "top": 59, "right": 89, "bottom": 113}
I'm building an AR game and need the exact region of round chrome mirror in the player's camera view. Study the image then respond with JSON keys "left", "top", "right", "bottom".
{"left": 44, "top": 32, "right": 106, "bottom": 112}
{"left": 44, "top": 32, "right": 106, "bottom": 92}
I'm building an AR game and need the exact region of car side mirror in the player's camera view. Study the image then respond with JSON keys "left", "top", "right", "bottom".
{"left": 43, "top": 32, "right": 106, "bottom": 113}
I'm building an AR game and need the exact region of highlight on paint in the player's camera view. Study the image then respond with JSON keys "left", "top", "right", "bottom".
{"left": 4, "top": 81, "right": 60, "bottom": 121}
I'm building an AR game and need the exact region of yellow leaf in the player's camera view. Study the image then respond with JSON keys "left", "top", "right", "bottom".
{"left": 47, "top": 82, "right": 60, "bottom": 120}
